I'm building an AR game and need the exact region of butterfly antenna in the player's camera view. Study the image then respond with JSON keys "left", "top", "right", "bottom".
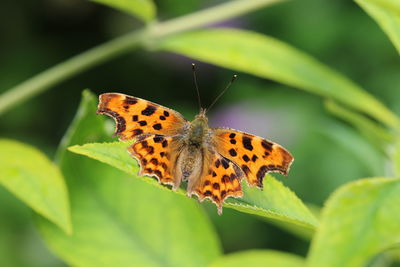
{"left": 206, "top": 74, "right": 237, "bottom": 113}
{"left": 192, "top": 63, "right": 202, "bottom": 111}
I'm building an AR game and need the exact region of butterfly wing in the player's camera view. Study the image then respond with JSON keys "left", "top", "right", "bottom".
{"left": 128, "top": 134, "right": 184, "bottom": 189}
{"left": 97, "top": 93, "right": 188, "bottom": 140}
{"left": 212, "top": 128, "right": 294, "bottom": 188}
{"left": 188, "top": 149, "right": 243, "bottom": 215}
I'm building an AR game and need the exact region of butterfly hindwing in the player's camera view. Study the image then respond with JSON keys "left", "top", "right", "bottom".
{"left": 97, "top": 93, "right": 188, "bottom": 140}
{"left": 189, "top": 151, "right": 243, "bottom": 215}
{"left": 128, "top": 134, "right": 183, "bottom": 189}
{"left": 212, "top": 128, "right": 294, "bottom": 188}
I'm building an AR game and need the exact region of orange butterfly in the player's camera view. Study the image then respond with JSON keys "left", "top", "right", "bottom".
{"left": 97, "top": 67, "right": 293, "bottom": 215}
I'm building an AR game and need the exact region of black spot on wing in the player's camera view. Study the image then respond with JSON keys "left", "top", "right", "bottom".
{"left": 221, "top": 190, "right": 226, "bottom": 198}
{"left": 141, "top": 140, "right": 148, "bottom": 148}
{"left": 261, "top": 140, "right": 273, "bottom": 152}
{"left": 141, "top": 105, "right": 157, "bottom": 116}
{"left": 221, "top": 175, "right": 230, "bottom": 183}
{"left": 162, "top": 140, "right": 168, "bottom": 148}
{"left": 132, "top": 128, "right": 143, "bottom": 136}
{"left": 242, "top": 136, "right": 253, "bottom": 151}
{"left": 153, "top": 123, "right": 162, "bottom": 130}
{"left": 124, "top": 96, "right": 138, "bottom": 105}
{"left": 241, "top": 165, "right": 251, "bottom": 175}
{"left": 161, "top": 163, "right": 168, "bottom": 170}
{"left": 215, "top": 159, "right": 221, "bottom": 168}
{"left": 204, "top": 190, "right": 212, "bottom": 196}
{"left": 146, "top": 146, "right": 154, "bottom": 155}
{"left": 221, "top": 158, "right": 229, "bottom": 169}
{"left": 153, "top": 135, "right": 164, "bottom": 143}
{"left": 229, "top": 149, "right": 237, "bottom": 157}
{"left": 150, "top": 158, "right": 158, "bottom": 165}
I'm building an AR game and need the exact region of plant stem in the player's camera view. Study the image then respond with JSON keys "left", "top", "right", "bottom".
{"left": 0, "top": 0, "right": 285, "bottom": 115}
{"left": 0, "top": 31, "right": 146, "bottom": 114}
{"left": 149, "top": 0, "right": 286, "bottom": 38}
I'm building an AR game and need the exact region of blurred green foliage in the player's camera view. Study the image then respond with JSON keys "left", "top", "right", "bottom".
{"left": 1, "top": 0, "right": 400, "bottom": 266}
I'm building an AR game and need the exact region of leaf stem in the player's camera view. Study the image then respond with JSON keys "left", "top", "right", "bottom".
{"left": 0, "top": 0, "right": 285, "bottom": 115}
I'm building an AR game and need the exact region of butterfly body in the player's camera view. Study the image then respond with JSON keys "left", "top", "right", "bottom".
{"left": 97, "top": 93, "right": 293, "bottom": 214}
{"left": 189, "top": 110, "right": 209, "bottom": 140}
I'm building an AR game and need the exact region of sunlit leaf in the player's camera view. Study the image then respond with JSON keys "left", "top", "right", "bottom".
{"left": 37, "top": 90, "right": 221, "bottom": 266}
{"left": 210, "top": 250, "right": 305, "bottom": 267}
{"left": 157, "top": 28, "right": 400, "bottom": 128}
{"left": 355, "top": 0, "right": 400, "bottom": 54}
{"left": 91, "top": 0, "right": 156, "bottom": 23}
{"left": 307, "top": 177, "right": 400, "bottom": 267}
{"left": 0, "top": 139, "right": 71, "bottom": 234}
{"left": 69, "top": 141, "right": 318, "bottom": 229}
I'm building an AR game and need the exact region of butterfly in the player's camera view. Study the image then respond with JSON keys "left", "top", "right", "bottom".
{"left": 97, "top": 69, "right": 293, "bottom": 215}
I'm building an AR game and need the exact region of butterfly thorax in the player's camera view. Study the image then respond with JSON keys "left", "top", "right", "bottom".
{"left": 187, "top": 110, "right": 209, "bottom": 147}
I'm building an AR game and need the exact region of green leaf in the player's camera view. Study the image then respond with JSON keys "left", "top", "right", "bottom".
{"left": 0, "top": 139, "right": 71, "bottom": 234}
{"left": 324, "top": 100, "right": 394, "bottom": 150}
{"left": 37, "top": 90, "right": 221, "bottom": 267}
{"left": 355, "top": 0, "right": 400, "bottom": 54}
{"left": 210, "top": 250, "right": 305, "bottom": 267}
{"left": 307, "top": 177, "right": 400, "bottom": 267}
{"left": 395, "top": 138, "right": 400, "bottom": 177}
{"left": 157, "top": 28, "right": 400, "bottom": 128}
{"left": 69, "top": 141, "right": 318, "bottom": 229}
{"left": 91, "top": 0, "right": 156, "bottom": 23}
{"left": 261, "top": 204, "right": 321, "bottom": 241}
{"left": 320, "top": 120, "right": 385, "bottom": 176}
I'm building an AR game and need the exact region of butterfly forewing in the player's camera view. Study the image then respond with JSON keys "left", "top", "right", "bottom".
{"left": 212, "top": 128, "right": 294, "bottom": 188}
{"left": 97, "top": 93, "right": 188, "bottom": 140}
